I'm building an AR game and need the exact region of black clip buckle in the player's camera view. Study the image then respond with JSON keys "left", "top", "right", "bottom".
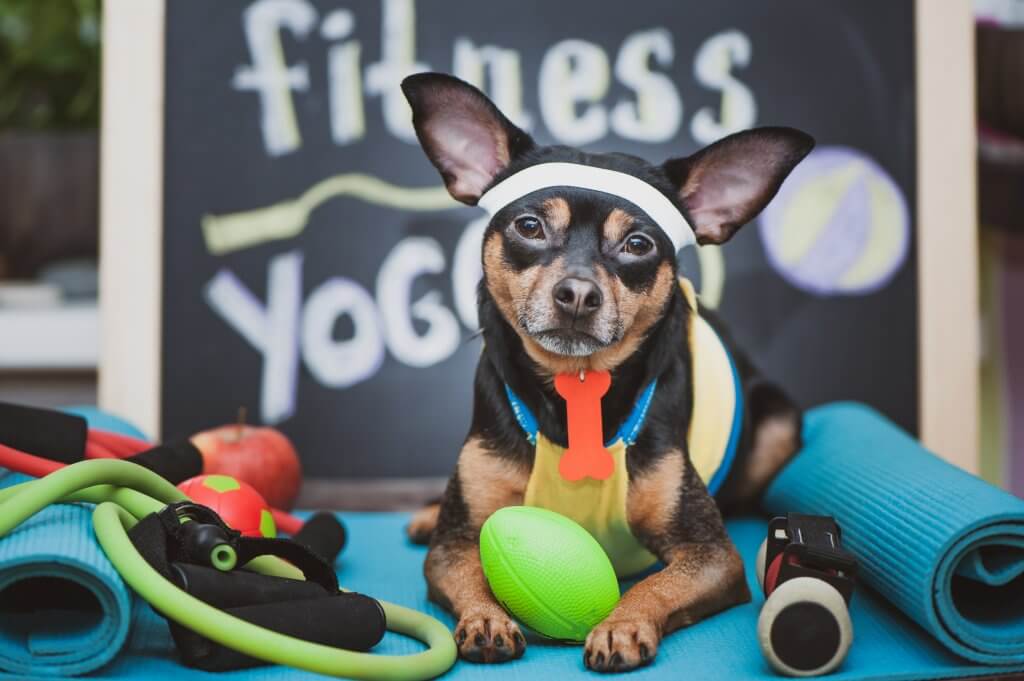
{"left": 765, "top": 513, "right": 858, "bottom": 603}
{"left": 159, "top": 502, "right": 242, "bottom": 571}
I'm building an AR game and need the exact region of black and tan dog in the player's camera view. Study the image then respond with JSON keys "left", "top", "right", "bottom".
{"left": 401, "top": 72, "right": 813, "bottom": 672}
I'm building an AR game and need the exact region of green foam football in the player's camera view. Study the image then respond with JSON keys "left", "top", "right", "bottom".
{"left": 479, "top": 506, "right": 620, "bottom": 642}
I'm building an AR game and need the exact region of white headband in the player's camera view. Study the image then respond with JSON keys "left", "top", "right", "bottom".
{"left": 477, "top": 162, "right": 695, "bottom": 253}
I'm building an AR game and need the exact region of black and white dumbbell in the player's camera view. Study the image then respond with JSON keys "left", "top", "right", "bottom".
{"left": 756, "top": 514, "right": 858, "bottom": 677}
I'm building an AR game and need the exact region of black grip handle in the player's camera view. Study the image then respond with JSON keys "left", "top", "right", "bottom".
{"left": 170, "top": 562, "right": 331, "bottom": 609}
{"left": 125, "top": 441, "right": 204, "bottom": 484}
{"left": 0, "top": 401, "right": 87, "bottom": 463}
{"left": 293, "top": 512, "right": 347, "bottom": 564}
{"left": 168, "top": 592, "right": 386, "bottom": 671}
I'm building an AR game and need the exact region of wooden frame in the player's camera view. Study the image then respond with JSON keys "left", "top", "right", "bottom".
{"left": 915, "top": 0, "right": 980, "bottom": 473}
{"left": 99, "top": 0, "right": 164, "bottom": 438}
{"left": 99, "top": 0, "right": 981, "bottom": 472}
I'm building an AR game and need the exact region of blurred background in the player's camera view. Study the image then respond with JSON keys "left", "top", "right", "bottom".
{"left": 0, "top": 0, "right": 1019, "bottom": 504}
{"left": 0, "top": 0, "right": 99, "bottom": 404}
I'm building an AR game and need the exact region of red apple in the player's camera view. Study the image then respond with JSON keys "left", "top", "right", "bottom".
{"left": 190, "top": 425, "right": 302, "bottom": 510}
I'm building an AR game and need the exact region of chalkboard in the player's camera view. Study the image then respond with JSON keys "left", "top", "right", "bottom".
{"left": 160, "top": 0, "right": 917, "bottom": 479}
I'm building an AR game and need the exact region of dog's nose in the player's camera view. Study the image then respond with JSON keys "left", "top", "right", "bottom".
{"left": 553, "top": 277, "right": 603, "bottom": 317}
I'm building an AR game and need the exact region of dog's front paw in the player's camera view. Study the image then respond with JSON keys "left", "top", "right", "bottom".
{"left": 454, "top": 609, "right": 526, "bottom": 663}
{"left": 584, "top": 618, "right": 660, "bottom": 672}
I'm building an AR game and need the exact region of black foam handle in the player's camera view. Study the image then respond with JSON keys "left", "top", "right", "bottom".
{"left": 292, "top": 512, "right": 347, "bottom": 563}
{"left": 170, "top": 562, "right": 330, "bottom": 608}
{"left": 168, "top": 590, "right": 386, "bottom": 671}
{"left": 0, "top": 401, "right": 87, "bottom": 463}
{"left": 125, "top": 441, "right": 204, "bottom": 484}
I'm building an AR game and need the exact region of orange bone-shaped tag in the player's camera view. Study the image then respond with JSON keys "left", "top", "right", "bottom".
{"left": 554, "top": 370, "right": 613, "bottom": 481}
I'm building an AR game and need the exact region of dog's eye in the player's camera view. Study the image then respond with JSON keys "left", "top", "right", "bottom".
{"left": 623, "top": 234, "right": 653, "bottom": 256}
{"left": 513, "top": 216, "right": 544, "bottom": 240}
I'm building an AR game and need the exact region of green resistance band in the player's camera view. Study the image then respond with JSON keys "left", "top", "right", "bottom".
{"left": 0, "top": 459, "right": 457, "bottom": 681}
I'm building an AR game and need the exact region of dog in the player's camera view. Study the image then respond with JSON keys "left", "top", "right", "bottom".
{"left": 400, "top": 72, "right": 813, "bottom": 672}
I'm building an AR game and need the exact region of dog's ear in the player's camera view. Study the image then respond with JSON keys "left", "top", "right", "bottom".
{"left": 402, "top": 73, "right": 534, "bottom": 205}
{"left": 662, "top": 127, "right": 814, "bottom": 245}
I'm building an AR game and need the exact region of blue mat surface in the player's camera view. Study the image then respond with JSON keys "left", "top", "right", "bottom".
{"left": 3, "top": 402, "right": 1024, "bottom": 679}
{"left": 1, "top": 512, "right": 1019, "bottom": 681}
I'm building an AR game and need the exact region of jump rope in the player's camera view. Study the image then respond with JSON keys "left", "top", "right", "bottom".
{"left": 0, "top": 408, "right": 457, "bottom": 680}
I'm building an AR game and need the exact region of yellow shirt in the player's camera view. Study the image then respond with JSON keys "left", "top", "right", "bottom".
{"left": 507, "top": 278, "right": 743, "bottom": 576}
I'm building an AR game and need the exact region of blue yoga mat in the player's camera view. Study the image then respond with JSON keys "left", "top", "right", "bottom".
{"left": 9, "top": 513, "right": 1020, "bottom": 681}
{"left": 0, "top": 407, "right": 144, "bottom": 677}
{"left": 763, "top": 402, "right": 1024, "bottom": 665}
{"left": 0, "top": 472, "right": 132, "bottom": 677}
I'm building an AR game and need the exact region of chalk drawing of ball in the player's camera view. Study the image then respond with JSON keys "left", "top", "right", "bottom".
{"left": 758, "top": 146, "right": 910, "bottom": 296}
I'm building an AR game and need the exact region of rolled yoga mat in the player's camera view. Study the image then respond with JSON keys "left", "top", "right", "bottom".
{"left": 763, "top": 402, "right": 1024, "bottom": 665}
{"left": 0, "top": 408, "right": 141, "bottom": 677}
{"left": 0, "top": 472, "right": 132, "bottom": 677}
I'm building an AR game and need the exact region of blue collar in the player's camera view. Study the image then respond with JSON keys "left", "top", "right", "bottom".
{"left": 503, "top": 380, "right": 658, "bottom": 448}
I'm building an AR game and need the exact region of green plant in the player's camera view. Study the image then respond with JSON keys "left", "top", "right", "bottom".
{"left": 0, "top": 0, "right": 101, "bottom": 130}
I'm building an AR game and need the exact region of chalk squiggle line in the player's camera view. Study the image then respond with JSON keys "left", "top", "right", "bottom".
{"left": 201, "top": 173, "right": 459, "bottom": 255}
